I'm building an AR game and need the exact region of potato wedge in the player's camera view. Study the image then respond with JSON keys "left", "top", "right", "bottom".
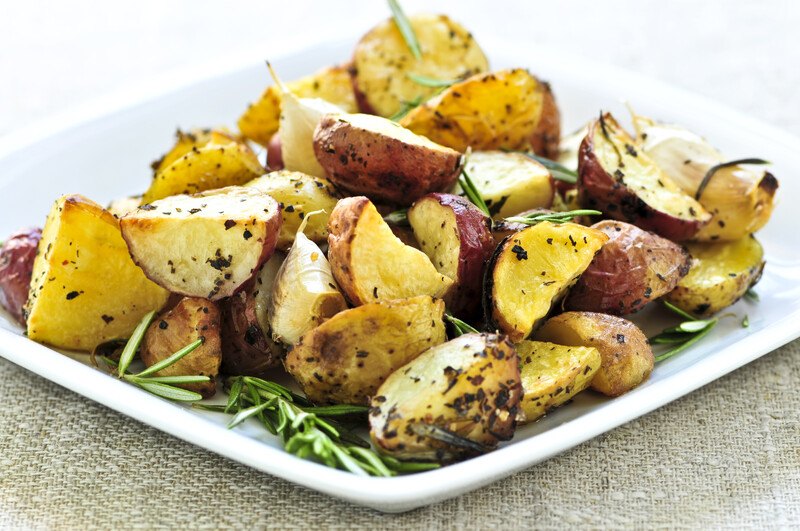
{"left": 369, "top": 333, "right": 522, "bottom": 461}
{"left": 245, "top": 170, "right": 341, "bottom": 251}
{"left": 107, "top": 196, "right": 142, "bottom": 218}
{"left": 453, "top": 151, "right": 554, "bottom": 219}
{"left": 328, "top": 197, "right": 453, "bottom": 305}
{"left": 578, "top": 113, "right": 711, "bottom": 241}
{"left": 517, "top": 340, "right": 601, "bottom": 423}
{"left": 632, "top": 114, "right": 778, "bottom": 241}
{"left": 285, "top": 295, "right": 446, "bottom": 405}
{"left": 313, "top": 112, "right": 461, "bottom": 205}
{"left": 25, "top": 196, "right": 170, "bottom": 351}
{"left": 351, "top": 14, "right": 489, "bottom": 117}
{"left": 141, "top": 297, "right": 222, "bottom": 398}
{"left": 485, "top": 221, "right": 608, "bottom": 343}
{"left": 534, "top": 312, "right": 653, "bottom": 397}
{"left": 665, "top": 236, "right": 764, "bottom": 317}
{"left": 0, "top": 227, "right": 41, "bottom": 324}
{"left": 120, "top": 187, "right": 281, "bottom": 300}
{"left": 268, "top": 221, "right": 347, "bottom": 346}
{"left": 408, "top": 193, "right": 495, "bottom": 316}
{"left": 142, "top": 136, "right": 265, "bottom": 204}
{"left": 238, "top": 64, "right": 358, "bottom": 147}
{"left": 401, "top": 69, "right": 559, "bottom": 155}
{"left": 565, "top": 221, "right": 691, "bottom": 315}
{"left": 150, "top": 128, "right": 236, "bottom": 175}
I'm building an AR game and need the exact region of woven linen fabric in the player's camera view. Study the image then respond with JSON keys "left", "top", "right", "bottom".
{"left": 2, "top": 0, "right": 800, "bottom": 528}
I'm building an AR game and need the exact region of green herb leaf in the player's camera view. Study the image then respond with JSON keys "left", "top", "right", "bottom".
{"left": 383, "top": 209, "right": 409, "bottom": 226}
{"left": 652, "top": 301, "right": 718, "bottom": 362}
{"left": 389, "top": 96, "right": 423, "bottom": 121}
{"left": 225, "top": 376, "right": 244, "bottom": 413}
{"left": 459, "top": 156, "right": 491, "bottom": 217}
{"left": 695, "top": 158, "right": 770, "bottom": 200}
{"left": 129, "top": 375, "right": 210, "bottom": 385}
{"left": 117, "top": 310, "right": 156, "bottom": 377}
{"left": 387, "top": 0, "right": 421, "bottom": 60}
{"left": 227, "top": 401, "right": 275, "bottom": 429}
{"left": 300, "top": 404, "right": 370, "bottom": 416}
{"left": 654, "top": 323, "right": 716, "bottom": 362}
{"left": 135, "top": 381, "right": 204, "bottom": 402}
{"left": 742, "top": 315, "right": 750, "bottom": 328}
{"left": 134, "top": 338, "right": 203, "bottom": 377}
{"left": 406, "top": 73, "right": 456, "bottom": 88}
{"left": 444, "top": 312, "right": 479, "bottom": 337}
{"left": 508, "top": 150, "right": 578, "bottom": 184}
{"left": 503, "top": 209, "right": 601, "bottom": 226}
{"left": 745, "top": 289, "right": 760, "bottom": 302}
{"left": 662, "top": 300, "right": 699, "bottom": 321}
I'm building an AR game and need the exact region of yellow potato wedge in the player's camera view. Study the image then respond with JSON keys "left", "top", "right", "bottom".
{"left": 25, "top": 195, "right": 170, "bottom": 351}
{"left": 238, "top": 64, "right": 358, "bottom": 147}
{"left": 516, "top": 340, "right": 601, "bottom": 423}
{"left": 150, "top": 128, "right": 236, "bottom": 175}
{"left": 665, "top": 236, "right": 765, "bottom": 317}
{"left": 284, "top": 295, "right": 446, "bottom": 405}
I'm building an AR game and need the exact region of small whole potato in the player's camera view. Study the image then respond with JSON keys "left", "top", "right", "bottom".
{"left": 0, "top": 227, "right": 41, "bottom": 324}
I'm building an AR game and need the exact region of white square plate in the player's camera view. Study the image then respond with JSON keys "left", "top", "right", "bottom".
{"left": 1, "top": 38, "right": 799, "bottom": 513}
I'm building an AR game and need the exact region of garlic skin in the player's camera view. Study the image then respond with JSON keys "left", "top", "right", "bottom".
{"left": 279, "top": 93, "right": 343, "bottom": 178}
{"left": 632, "top": 113, "right": 778, "bottom": 242}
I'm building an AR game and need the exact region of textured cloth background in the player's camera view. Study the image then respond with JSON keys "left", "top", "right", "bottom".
{"left": 1, "top": 0, "right": 799, "bottom": 528}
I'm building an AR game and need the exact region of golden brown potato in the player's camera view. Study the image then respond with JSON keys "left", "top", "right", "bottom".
{"left": 25, "top": 196, "right": 170, "bottom": 351}
{"left": 149, "top": 128, "right": 236, "bottom": 175}
{"left": 517, "top": 340, "right": 601, "bottom": 423}
{"left": 238, "top": 64, "right": 358, "bottom": 147}
{"left": 665, "top": 236, "right": 764, "bottom": 317}
{"left": 284, "top": 295, "right": 446, "bottom": 405}
{"left": 141, "top": 297, "right": 222, "bottom": 398}
{"left": 328, "top": 196, "right": 453, "bottom": 305}
{"left": 120, "top": 187, "right": 281, "bottom": 300}
{"left": 565, "top": 220, "right": 691, "bottom": 315}
{"left": 351, "top": 14, "right": 489, "bottom": 117}
{"left": 452, "top": 150, "right": 554, "bottom": 219}
{"left": 400, "top": 69, "right": 559, "bottom": 155}
{"left": 485, "top": 221, "right": 608, "bottom": 343}
{"left": 313, "top": 112, "right": 461, "bottom": 205}
{"left": 534, "top": 312, "right": 653, "bottom": 397}
{"left": 578, "top": 113, "right": 711, "bottom": 241}
{"left": 107, "top": 196, "right": 142, "bottom": 218}
{"left": 369, "top": 333, "right": 522, "bottom": 462}
{"left": 245, "top": 170, "right": 341, "bottom": 251}
{"left": 0, "top": 227, "right": 41, "bottom": 324}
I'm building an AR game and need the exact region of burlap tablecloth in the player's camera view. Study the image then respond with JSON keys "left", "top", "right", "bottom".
{"left": 1, "top": 1, "right": 799, "bottom": 528}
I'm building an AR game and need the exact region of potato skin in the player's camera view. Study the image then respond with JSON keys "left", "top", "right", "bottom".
{"left": 313, "top": 113, "right": 461, "bottom": 206}
{"left": 565, "top": 221, "right": 691, "bottom": 315}
{"left": 369, "top": 333, "right": 522, "bottom": 462}
{"left": 220, "top": 284, "right": 282, "bottom": 377}
{"left": 529, "top": 82, "right": 561, "bottom": 160}
{"left": 141, "top": 297, "right": 222, "bottom": 398}
{"left": 665, "top": 236, "right": 764, "bottom": 317}
{"left": 266, "top": 133, "right": 284, "bottom": 171}
{"left": 0, "top": 227, "right": 41, "bottom": 324}
{"left": 285, "top": 296, "right": 446, "bottom": 405}
{"left": 534, "top": 312, "right": 653, "bottom": 397}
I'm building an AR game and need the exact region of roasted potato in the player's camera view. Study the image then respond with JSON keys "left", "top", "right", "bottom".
{"left": 453, "top": 150, "right": 554, "bottom": 219}
{"left": 632, "top": 113, "right": 778, "bottom": 242}
{"left": 141, "top": 297, "right": 222, "bottom": 397}
{"left": 268, "top": 218, "right": 347, "bottom": 345}
{"left": 565, "top": 221, "right": 691, "bottom": 315}
{"left": 665, "top": 236, "right": 764, "bottom": 317}
{"left": 578, "top": 113, "right": 711, "bottom": 241}
{"left": 328, "top": 196, "right": 453, "bottom": 305}
{"left": 246, "top": 170, "right": 341, "bottom": 251}
{"left": 313, "top": 112, "right": 461, "bottom": 205}
{"left": 238, "top": 64, "right": 358, "bottom": 147}
{"left": 25, "top": 196, "right": 170, "bottom": 351}
{"left": 485, "top": 221, "right": 608, "bottom": 343}
{"left": 369, "top": 333, "right": 522, "bottom": 461}
{"left": 142, "top": 133, "right": 265, "bottom": 203}
{"left": 0, "top": 227, "right": 41, "bottom": 324}
{"left": 517, "top": 340, "right": 601, "bottom": 423}
{"left": 534, "top": 312, "right": 653, "bottom": 397}
{"left": 149, "top": 128, "right": 236, "bottom": 175}
{"left": 351, "top": 14, "right": 489, "bottom": 117}
{"left": 121, "top": 186, "right": 281, "bottom": 300}
{"left": 107, "top": 196, "right": 142, "bottom": 218}
{"left": 285, "top": 295, "right": 446, "bottom": 405}
{"left": 266, "top": 133, "right": 284, "bottom": 171}
{"left": 401, "top": 69, "right": 560, "bottom": 156}
{"left": 408, "top": 193, "right": 495, "bottom": 316}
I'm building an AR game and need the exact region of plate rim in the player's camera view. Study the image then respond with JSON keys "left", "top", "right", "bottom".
{"left": 2, "top": 36, "right": 800, "bottom": 513}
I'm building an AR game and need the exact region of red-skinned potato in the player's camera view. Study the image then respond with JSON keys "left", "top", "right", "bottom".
{"left": 565, "top": 220, "right": 691, "bottom": 315}
{"left": 0, "top": 227, "right": 41, "bottom": 324}
{"left": 313, "top": 113, "right": 462, "bottom": 206}
{"left": 578, "top": 113, "right": 711, "bottom": 241}
{"left": 408, "top": 193, "right": 495, "bottom": 316}
{"left": 121, "top": 187, "right": 281, "bottom": 300}
{"left": 266, "top": 133, "right": 284, "bottom": 171}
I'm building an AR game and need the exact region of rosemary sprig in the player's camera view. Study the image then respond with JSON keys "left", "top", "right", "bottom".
{"left": 695, "top": 158, "right": 770, "bottom": 200}
{"left": 503, "top": 209, "right": 601, "bottom": 226}
{"left": 388, "top": 0, "right": 422, "bottom": 60}
{"left": 102, "top": 311, "right": 209, "bottom": 401}
{"left": 407, "top": 73, "right": 457, "bottom": 88}
{"left": 444, "top": 311, "right": 479, "bottom": 337}
{"left": 389, "top": 96, "right": 423, "bottom": 121}
{"left": 383, "top": 208, "right": 409, "bottom": 226}
{"left": 459, "top": 151, "right": 491, "bottom": 217}
{"left": 650, "top": 301, "right": 718, "bottom": 362}
{"left": 506, "top": 150, "right": 578, "bottom": 184}
{"left": 197, "top": 376, "right": 439, "bottom": 476}
{"left": 745, "top": 289, "right": 759, "bottom": 302}
{"left": 742, "top": 315, "right": 750, "bottom": 328}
